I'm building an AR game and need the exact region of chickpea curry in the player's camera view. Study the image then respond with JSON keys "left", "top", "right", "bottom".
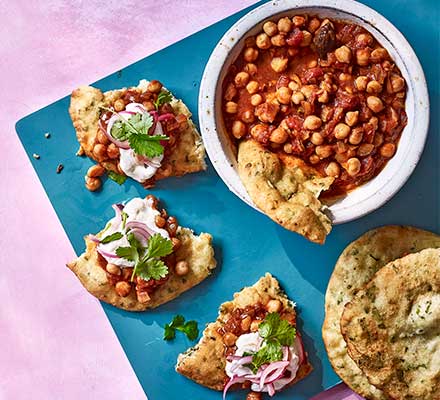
{"left": 222, "top": 15, "right": 407, "bottom": 198}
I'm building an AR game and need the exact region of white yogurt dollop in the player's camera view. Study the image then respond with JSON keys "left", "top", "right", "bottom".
{"left": 225, "top": 332, "right": 300, "bottom": 393}
{"left": 97, "top": 197, "right": 169, "bottom": 267}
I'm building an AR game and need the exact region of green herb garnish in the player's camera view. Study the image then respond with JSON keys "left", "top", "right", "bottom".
{"left": 107, "top": 171, "right": 127, "bottom": 185}
{"left": 121, "top": 211, "right": 128, "bottom": 229}
{"left": 116, "top": 232, "right": 173, "bottom": 281}
{"left": 100, "top": 232, "right": 123, "bottom": 244}
{"left": 163, "top": 315, "right": 199, "bottom": 341}
{"left": 154, "top": 90, "right": 173, "bottom": 110}
{"left": 101, "top": 106, "right": 169, "bottom": 158}
{"left": 246, "top": 312, "right": 296, "bottom": 373}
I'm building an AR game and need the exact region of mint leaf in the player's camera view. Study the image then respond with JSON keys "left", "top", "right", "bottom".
{"left": 135, "top": 258, "right": 168, "bottom": 281}
{"left": 163, "top": 315, "right": 199, "bottom": 341}
{"left": 147, "top": 234, "right": 173, "bottom": 259}
{"left": 101, "top": 232, "right": 123, "bottom": 244}
{"left": 154, "top": 90, "right": 173, "bottom": 110}
{"left": 107, "top": 171, "right": 127, "bottom": 185}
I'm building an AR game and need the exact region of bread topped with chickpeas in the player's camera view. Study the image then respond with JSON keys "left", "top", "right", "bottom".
{"left": 67, "top": 194, "right": 216, "bottom": 311}
{"left": 69, "top": 79, "right": 206, "bottom": 191}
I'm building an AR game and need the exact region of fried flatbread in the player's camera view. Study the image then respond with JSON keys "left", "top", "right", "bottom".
{"left": 175, "top": 273, "right": 312, "bottom": 391}
{"left": 69, "top": 79, "right": 206, "bottom": 182}
{"left": 237, "top": 140, "right": 333, "bottom": 244}
{"left": 341, "top": 248, "right": 440, "bottom": 400}
{"left": 323, "top": 226, "right": 440, "bottom": 400}
{"left": 67, "top": 227, "right": 216, "bottom": 311}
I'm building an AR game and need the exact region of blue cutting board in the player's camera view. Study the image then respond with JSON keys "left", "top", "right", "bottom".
{"left": 15, "top": 0, "right": 439, "bottom": 399}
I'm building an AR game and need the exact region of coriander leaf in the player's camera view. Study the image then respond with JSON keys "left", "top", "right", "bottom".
{"left": 101, "top": 232, "right": 123, "bottom": 244}
{"left": 258, "top": 312, "right": 278, "bottom": 339}
{"left": 128, "top": 133, "right": 167, "bottom": 158}
{"left": 258, "top": 312, "right": 296, "bottom": 346}
{"left": 147, "top": 233, "right": 174, "bottom": 258}
{"left": 248, "top": 341, "right": 282, "bottom": 373}
{"left": 154, "top": 90, "right": 173, "bottom": 110}
{"left": 169, "top": 315, "right": 185, "bottom": 328}
{"left": 107, "top": 171, "right": 127, "bottom": 185}
{"left": 179, "top": 320, "right": 199, "bottom": 341}
{"left": 274, "top": 319, "right": 296, "bottom": 346}
{"left": 111, "top": 119, "right": 131, "bottom": 141}
{"left": 135, "top": 258, "right": 168, "bottom": 281}
{"left": 115, "top": 246, "right": 138, "bottom": 262}
{"left": 163, "top": 324, "right": 176, "bottom": 341}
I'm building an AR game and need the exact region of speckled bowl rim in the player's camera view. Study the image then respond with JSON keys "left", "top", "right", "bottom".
{"left": 199, "top": 0, "right": 429, "bottom": 224}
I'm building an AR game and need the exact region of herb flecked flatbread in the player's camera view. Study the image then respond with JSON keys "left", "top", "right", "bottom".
{"left": 237, "top": 140, "right": 333, "bottom": 244}
{"left": 175, "top": 273, "right": 312, "bottom": 390}
{"left": 341, "top": 248, "right": 440, "bottom": 400}
{"left": 68, "top": 227, "right": 216, "bottom": 311}
{"left": 69, "top": 80, "right": 206, "bottom": 182}
{"left": 323, "top": 226, "right": 440, "bottom": 400}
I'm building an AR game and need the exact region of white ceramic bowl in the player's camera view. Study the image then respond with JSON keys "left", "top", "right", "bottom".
{"left": 199, "top": 0, "right": 428, "bottom": 224}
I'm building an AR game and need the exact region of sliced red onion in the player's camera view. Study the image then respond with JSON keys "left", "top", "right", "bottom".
{"left": 129, "top": 227, "right": 150, "bottom": 246}
{"left": 222, "top": 375, "right": 245, "bottom": 400}
{"left": 226, "top": 354, "right": 252, "bottom": 362}
{"left": 267, "top": 383, "right": 275, "bottom": 397}
{"left": 97, "top": 247, "right": 120, "bottom": 259}
{"left": 136, "top": 154, "right": 162, "bottom": 169}
{"left": 87, "top": 234, "right": 101, "bottom": 244}
{"left": 294, "top": 333, "right": 305, "bottom": 365}
{"left": 125, "top": 103, "right": 147, "bottom": 114}
{"left": 259, "top": 360, "right": 289, "bottom": 389}
{"left": 112, "top": 204, "right": 123, "bottom": 220}
{"left": 126, "top": 220, "right": 156, "bottom": 236}
{"left": 282, "top": 346, "right": 290, "bottom": 361}
{"left": 157, "top": 113, "right": 175, "bottom": 122}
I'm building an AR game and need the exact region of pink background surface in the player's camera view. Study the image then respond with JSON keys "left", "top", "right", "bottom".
{"left": 2, "top": 1, "right": 361, "bottom": 399}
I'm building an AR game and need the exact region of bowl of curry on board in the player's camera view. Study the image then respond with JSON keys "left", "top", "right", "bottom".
{"left": 199, "top": 0, "right": 428, "bottom": 243}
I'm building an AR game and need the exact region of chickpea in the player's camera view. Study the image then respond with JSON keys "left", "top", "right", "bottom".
{"left": 292, "top": 15, "right": 306, "bottom": 27}
{"left": 308, "top": 17, "right": 320, "bottom": 33}
{"left": 349, "top": 127, "right": 364, "bottom": 145}
{"left": 291, "top": 91, "right": 305, "bottom": 105}
{"left": 92, "top": 143, "right": 107, "bottom": 161}
{"left": 263, "top": 20, "right": 278, "bottom": 37}
{"left": 97, "top": 129, "right": 110, "bottom": 145}
{"left": 250, "top": 320, "right": 261, "bottom": 332}
{"left": 346, "top": 157, "right": 361, "bottom": 176}
{"left": 142, "top": 101, "right": 155, "bottom": 111}
{"left": 106, "top": 263, "right": 121, "bottom": 275}
{"left": 271, "top": 56, "right": 289, "bottom": 73}
{"left": 247, "top": 392, "right": 263, "bottom": 400}
{"left": 255, "top": 32, "right": 271, "bottom": 50}
{"left": 303, "top": 115, "right": 322, "bottom": 130}
{"left": 370, "top": 47, "right": 389, "bottom": 63}
{"left": 309, "top": 154, "right": 320, "bottom": 164}
{"left": 311, "top": 132, "right": 324, "bottom": 145}
{"left": 367, "top": 96, "right": 385, "bottom": 113}
{"left": 356, "top": 33, "right": 373, "bottom": 47}
{"left": 308, "top": 59, "right": 318, "bottom": 68}
{"left": 155, "top": 215, "right": 166, "bottom": 228}
{"left": 380, "top": 143, "right": 396, "bottom": 158}
{"left": 317, "top": 90, "right": 329, "bottom": 103}
{"left": 244, "top": 63, "right": 258, "bottom": 75}
{"left": 271, "top": 34, "right": 286, "bottom": 47}
{"left": 374, "top": 133, "right": 384, "bottom": 147}
{"left": 334, "top": 123, "right": 351, "bottom": 139}
{"left": 114, "top": 99, "right": 125, "bottom": 112}
{"left": 367, "top": 80, "right": 382, "bottom": 94}
{"left": 225, "top": 101, "right": 238, "bottom": 114}
{"left": 147, "top": 80, "right": 162, "bottom": 93}
{"left": 325, "top": 161, "right": 340, "bottom": 177}
{"left": 87, "top": 164, "right": 105, "bottom": 178}
{"left": 283, "top": 143, "right": 293, "bottom": 154}
{"left": 335, "top": 45, "right": 352, "bottom": 63}
{"left": 390, "top": 75, "right": 405, "bottom": 93}
{"left": 345, "top": 111, "right": 359, "bottom": 127}
{"left": 300, "top": 31, "right": 313, "bottom": 47}
{"left": 231, "top": 120, "right": 247, "bottom": 139}
{"left": 250, "top": 94, "right": 263, "bottom": 106}
{"left": 223, "top": 83, "right": 237, "bottom": 101}
{"left": 115, "top": 281, "right": 131, "bottom": 297}
{"left": 250, "top": 124, "right": 269, "bottom": 140}
{"left": 171, "top": 237, "right": 181, "bottom": 250}
{"left": 241, "top": 316, "right": 252, "bottom": 332}
{"left": 288, "top": 80, "right": 300, "bottom": 91}
{"left": 234, "top": 71, "right": 250, "bottom": 88}
{"left": 278, "top": 17, "right": 292, "bottom": 33}
{"left": 175, "top": 260, "right": 189, "bottom": 276}
{"left": 316, "top": 145, "right": 333, "bottom": 159}
{"left": 243, "top": 47, "right": 259, "bottom": 62}
{"left": 355, "top": 76, "right": 368, "bottom": 91}
{"left": 266, "top": 299, "right": 282, "bottom": 313}
{"left": 276, "top": 87, "right": 292, "bottom": 104}
{"left": 270, "top": 127, "right": 289, "bottom": 144}
{"left": 355, "top": 48, "right": 370, "bottom": 67}
{"left": 107, "top": 143, "right": 119, "bottom": 159}
{"left": 241, "top": 110, "right": 255, "bottom": 124}
{"left": 358, "top": 143, "right": 375, "bottom": 156}
{"left": 223, "top": 332, "right": 237, "bottom": 347}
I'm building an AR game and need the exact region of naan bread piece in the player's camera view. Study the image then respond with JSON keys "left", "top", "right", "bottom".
{"left": 323, "top": 226, "right": 440, "bottom": 400}
{"left": 175, "top": 273, "right": 312, "bottom": 391}
{"left": 237, "top": 140, "right": 333, "bottom": 244}
{"left": 67, "top": 227, "right": 216, "bottom": 312}
{"left": 69, "top": 79, "right": 206, "bottom": 183}
{"left": 341, "top": 248, "right": 440, "bottom": 400}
